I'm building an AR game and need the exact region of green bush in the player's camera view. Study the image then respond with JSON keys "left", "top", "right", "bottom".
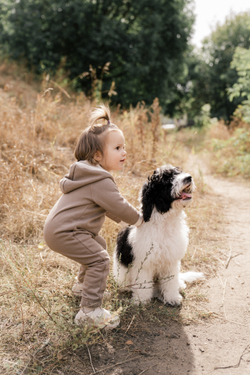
{"left": 0, "top": 0, "right": 194, "bottom": 111}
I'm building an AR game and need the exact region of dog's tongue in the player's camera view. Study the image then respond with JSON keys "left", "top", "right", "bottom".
{"left": 181, "top": 192, "right": 192, "bottom": 200}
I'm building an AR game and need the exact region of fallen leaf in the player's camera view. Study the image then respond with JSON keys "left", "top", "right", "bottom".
{"left": 125, "top": 340, "right": 134, "bottom": 345}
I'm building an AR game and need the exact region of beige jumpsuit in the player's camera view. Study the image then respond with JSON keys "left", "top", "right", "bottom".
{"left": 43, "top": 161, "right": 141, "bottom": 308}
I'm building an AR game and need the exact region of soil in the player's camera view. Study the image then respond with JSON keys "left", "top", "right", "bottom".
{"left": 69, "top": 160, "right": 250, "bottom": 375}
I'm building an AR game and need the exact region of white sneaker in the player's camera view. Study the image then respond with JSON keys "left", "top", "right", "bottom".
{"left": 72, "top": 278, "right": 112, "bottom": 299}
{"left": 75, "top": 307, "right": 120, "bottom": 329}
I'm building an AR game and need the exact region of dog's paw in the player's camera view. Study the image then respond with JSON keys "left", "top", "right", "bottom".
{"left": 131, "top": 297, "right": 151, "bottom": 305}
{"left": 163, "top": 293, "right": 183, "bottom": 306}
{"left": 131, "top": 294, "right": 151, "bottom": 305}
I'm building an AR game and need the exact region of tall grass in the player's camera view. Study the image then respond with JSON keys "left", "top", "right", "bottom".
{"left": 0, "top": 64, "right": 226, "bottom": 374}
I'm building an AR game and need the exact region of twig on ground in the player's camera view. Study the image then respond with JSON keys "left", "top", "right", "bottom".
{"left": 89, "top": 356, "right": 141, "bottom": 374}
{"left": 86, "top": 344, "right": 96, "bottom": 373}
{"left": 138, "top": 365, "right": 157, "bottom": 374}
{"left": 125, "top": 315, "right": 135, "bottom": 334}
{"left": 225, "top": 246, "right": 232, "bottom": 269}
{"left": 225, "top": 252, "right": 242, "bottom": 269}
{"left": 213, "top": 312, "right": 248, "bottom": 327}
{"left": 214, "top": 344, "right": 250, "bottom": 370}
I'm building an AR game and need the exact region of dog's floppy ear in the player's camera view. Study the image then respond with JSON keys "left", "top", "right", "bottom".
{"left": 141, "top": 180, "right": 154, "bottom": 222}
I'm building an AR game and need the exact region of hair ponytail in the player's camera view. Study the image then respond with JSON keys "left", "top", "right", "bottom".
{"left": 74, "top": 105, "right": 119, "bottom": 163}
{"left": 89, "top": 105, "right": 111, "bottom": 127}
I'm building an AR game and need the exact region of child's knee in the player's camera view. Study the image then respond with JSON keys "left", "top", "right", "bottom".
{"left": 94, "top": 251, "right": 109, "bottom": 273}
{"left": 94, "top": 234, "right": 107, "bottom": 250}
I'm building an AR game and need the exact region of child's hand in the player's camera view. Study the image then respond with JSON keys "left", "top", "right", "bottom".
{"left": 135, "top": 214, "right": 143, "bottom": 227}
{"left": 137, "top": 219, "right": 144, "bottom": 227}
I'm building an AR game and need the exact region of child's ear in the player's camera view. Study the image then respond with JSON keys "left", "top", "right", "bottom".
{"left": 94, "top": 151, "right": 102, "bottom": 162}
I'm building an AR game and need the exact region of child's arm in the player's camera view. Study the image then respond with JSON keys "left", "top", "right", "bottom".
{"left": 106, "top": 212, "right": 143, "bottom": 227}
{"left": 92, "top": 178, "right": 142, "bottom": 226}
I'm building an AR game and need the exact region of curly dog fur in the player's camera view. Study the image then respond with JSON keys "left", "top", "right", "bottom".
{"left": 113, "top": 165, "right": 204, "bottom": 305}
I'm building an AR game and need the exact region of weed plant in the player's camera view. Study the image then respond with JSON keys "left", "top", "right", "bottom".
{"left": 0, "top": 63, "right": 226, "bottom": 374}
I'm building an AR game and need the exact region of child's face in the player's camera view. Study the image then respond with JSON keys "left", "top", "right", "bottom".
{"left": 95, "top": 130, "right": 126, "bottom": 172}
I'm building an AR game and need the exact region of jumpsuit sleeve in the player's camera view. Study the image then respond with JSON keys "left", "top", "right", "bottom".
{"left": 91, "top": 178, "right": 142, "bottom": 226}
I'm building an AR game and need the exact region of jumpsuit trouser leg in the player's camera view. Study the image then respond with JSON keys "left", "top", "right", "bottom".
{"left": 44, "top": 230, "right": 109, "bottom": 308}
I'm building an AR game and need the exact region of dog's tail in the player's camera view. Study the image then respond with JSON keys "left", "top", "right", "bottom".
{"left": 179, "top": 272, "right": 204, "bottom": 289}
{"left": 179, "top": 271, "right": 204, "bottom": 282}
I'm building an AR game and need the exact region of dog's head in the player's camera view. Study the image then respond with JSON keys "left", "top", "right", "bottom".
{"left": 141, "top": 165, "right": 195, "bottom": 222}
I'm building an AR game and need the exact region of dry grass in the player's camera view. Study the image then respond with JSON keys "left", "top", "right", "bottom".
{"left": 0, "top": 67, "right": 226, "bottom": 374}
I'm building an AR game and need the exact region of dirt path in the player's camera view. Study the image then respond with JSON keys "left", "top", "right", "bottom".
{"left": 181, "top": 161, "right": 250, "bottom": 374}
{"left": 76, "top": 162, "right": 250, "bottom": 375}
{"left": 111, "top": 164, "right": 250, "bottom": 375}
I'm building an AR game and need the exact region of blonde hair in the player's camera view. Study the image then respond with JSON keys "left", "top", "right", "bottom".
{"left": 74, "top": 105, "right": 119, "bottom": 164}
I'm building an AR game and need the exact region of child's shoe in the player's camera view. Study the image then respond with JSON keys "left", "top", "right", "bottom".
{"left": 75, "top": 307, "right": 120, "bottom": 329}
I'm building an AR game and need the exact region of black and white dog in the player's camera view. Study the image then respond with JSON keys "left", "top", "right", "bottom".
{"left": 113, "top": 165, "right": 204, "bottom": 306}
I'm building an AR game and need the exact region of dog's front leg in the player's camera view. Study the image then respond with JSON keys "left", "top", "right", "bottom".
{"left": 159, "top": 263, "right": 182, "bottom": 306}
{"left": 130, "top": 269, "right": 154, "bottom": 304}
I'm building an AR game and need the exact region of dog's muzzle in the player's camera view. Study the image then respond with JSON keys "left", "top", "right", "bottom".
{"left": 175, "top": 176, "right": 194, "bottom": 201}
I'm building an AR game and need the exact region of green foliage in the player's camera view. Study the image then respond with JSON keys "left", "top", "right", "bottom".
{"left": 0, "top": 0, "right": 195, "bottom": 111}
{"left": 228, "top": 47, "right": 250, "bottom": 123}
{"left": 169, "top": 47, "right": 212, "bottom": 121}
{"left": 193, "top": 104, "right": 212, "bottom": 128}
{"left": 192, "top": 12, "right": 250, "bottom": 121}
{"left": 211, "top": 127, "right": 250, "bottom": 178}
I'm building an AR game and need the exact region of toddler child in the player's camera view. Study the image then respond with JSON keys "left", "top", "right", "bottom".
{"left": 43, "top": 105, "right": 142, "bottom": 329}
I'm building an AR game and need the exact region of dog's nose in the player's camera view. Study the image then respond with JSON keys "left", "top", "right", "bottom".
{"left": 184, "top": 176, "right": 192, "bottom": 183}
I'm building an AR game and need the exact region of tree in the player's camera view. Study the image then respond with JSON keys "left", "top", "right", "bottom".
{"left": 0, "top": 0, "right": 195, "bottom": 111}
{"left": 228, "top": 46, "right": 250, "bottom": 123}
{"left": 166, "top": 47, "right": 211, "bottom": 121}
{"left": 197, "top": 12, "right": 250, "bottom": 121}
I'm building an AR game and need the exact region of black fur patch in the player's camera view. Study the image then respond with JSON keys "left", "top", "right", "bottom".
{"left": 142, "top": 167, "right": 182, "bottom": 222}
{"left": 116, "top": 226, "right": 134, "bottom": 268}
